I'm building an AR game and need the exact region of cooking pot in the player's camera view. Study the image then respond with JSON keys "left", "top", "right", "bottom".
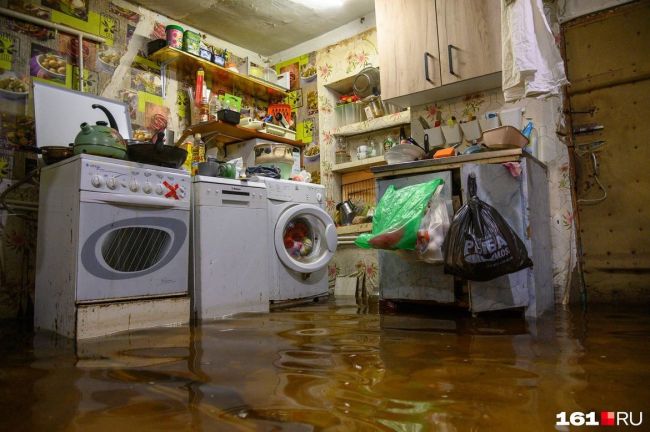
{"left": 336, "top": 200, "right": 357, "bottom": 226}
{"left": 254, "top": 143, "right": 295, "bottom": 179}
{"left": 197, "top": 157, "right": 236, "bottom": 178}
{"left": 73, "top": 104, "right": 127, "bottom": 159}
{"left": 39, "top": 144, "right": 74, "bottom": 165}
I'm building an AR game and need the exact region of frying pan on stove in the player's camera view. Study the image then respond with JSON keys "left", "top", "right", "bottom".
{"left": 127, "top": 132, "right": 187, "bottom": 169}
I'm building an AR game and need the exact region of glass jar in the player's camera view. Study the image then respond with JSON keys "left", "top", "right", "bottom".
{"left": 336, "top": 136, "right": 347, "bottom": 152}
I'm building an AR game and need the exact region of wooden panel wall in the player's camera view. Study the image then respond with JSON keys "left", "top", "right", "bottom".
{"left": 564, "top": 1, "right": 650, "bottom": 302}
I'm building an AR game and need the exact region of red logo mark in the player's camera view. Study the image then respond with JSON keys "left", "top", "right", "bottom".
{"left": 601, "top": 411, "right": 615, "bottom": 426}
{"left": 163, "top": 181, "right": 179, "bottom": 200}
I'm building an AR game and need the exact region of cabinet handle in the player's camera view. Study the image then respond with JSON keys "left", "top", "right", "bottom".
{"left": 448, "top": 44, "right": 459, "bottom": 77}
{"left": 424, "top": 52, "right": 435, "bottom": 85}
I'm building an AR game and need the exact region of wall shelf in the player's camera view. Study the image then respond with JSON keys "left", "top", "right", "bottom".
{"left": 149, "top": 47, "right": 288, "bottom": 101}
{"left": 332, "top": 155, "right": 386, "bottom": 173}
{"left": 175, "top": 120, "right": 304, "bottom": 149}
{"left": 332, "top": 110, "right": 411, "bottom": 137}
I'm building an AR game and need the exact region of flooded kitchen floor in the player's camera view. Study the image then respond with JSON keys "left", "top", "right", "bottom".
{"left": 1, "top": 298, "right": 648, "bottom": 431}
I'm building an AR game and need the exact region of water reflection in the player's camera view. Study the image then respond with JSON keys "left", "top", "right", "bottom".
{"left": 0, "top": 302, "right": 648, "bottom": 431}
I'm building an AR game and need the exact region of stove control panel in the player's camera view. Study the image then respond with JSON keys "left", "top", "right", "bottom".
{"left": 80, "top": 159, "right": 190, "bottom": 202}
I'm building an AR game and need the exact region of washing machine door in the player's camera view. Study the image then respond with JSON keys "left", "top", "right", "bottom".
{"left": 275, "top": 204, "right": 337, "bottom": 273}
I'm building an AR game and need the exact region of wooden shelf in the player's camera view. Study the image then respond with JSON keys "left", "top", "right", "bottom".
{"left": 324, "top": 74, "right": 357, "bottom": 94}
{"left": 332, "top": 110, "right": 411, "bottom": 137}
{"left": 336, "top": 223, "right": 373, "bottom": 235}
{"left": 149, "top": 47, "right": 288, "bottom": 102}
{"left": 175, "top": 120, "right": 304, "bottom": 148}
{"left": 332, "top": 155, "right": 386, "bottom": 173}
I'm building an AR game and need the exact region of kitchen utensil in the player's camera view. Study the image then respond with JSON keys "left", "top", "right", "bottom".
{"left": 39, "top": 144, "right": 74, "bottom": 165}
{"left": 353, "top": 67, "right": 381, "bottom": 99}
{"left": 73, "top": 104, "right": 127, "bottom": 159}
{"left": 418, "top": 116, "right": 431, "bottom": 130}
{"left": 463, "top": 143, "right": 484, "bottom": 155}
{"left": 336, "top": 200, "right": 357, "bottom": 226}
{"left": 126, "top": 138, "right": 188, "bottom": 168}
{"left": 433, "top": 141, "right": 462, "bottom": 159}
{"left": 384, "top": 143, "right": 426, "bottom": 164}
{"left": 481, "top": 125, "right": 529, "bottom": 149}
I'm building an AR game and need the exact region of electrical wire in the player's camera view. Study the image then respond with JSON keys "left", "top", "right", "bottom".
{"left": 577, "top": 152, "right": 607, "bottom": 204}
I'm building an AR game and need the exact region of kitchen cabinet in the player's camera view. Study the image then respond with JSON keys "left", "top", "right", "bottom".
{"left": 375, "top": 0, "right": 502, "bottom": 107}
{"left": 371, "top": 151, "right": 554, "bottom": 317}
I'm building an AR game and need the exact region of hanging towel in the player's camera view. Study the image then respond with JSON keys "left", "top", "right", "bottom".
{"left": 501, "top": 0, "right": 569, "bottom": 102}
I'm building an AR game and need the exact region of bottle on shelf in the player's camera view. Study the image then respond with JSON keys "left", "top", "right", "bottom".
{"left": 191, "top": 133, "right": 206, "bottom": 175}
{"left": 194, "top": 68, "right": 204, "bottom": 107}
{"left": 199, "top": 95, "right": 209, "bottom": 122}
{"left": 181, "top": 136, "right": 193, "bottom": 174}
{"left": 208, "top": 94, "right": 221, "bottom": 121}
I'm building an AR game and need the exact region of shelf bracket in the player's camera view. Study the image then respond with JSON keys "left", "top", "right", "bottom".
{"left": 160, "top": 60, "right": 171, "bottom": 98}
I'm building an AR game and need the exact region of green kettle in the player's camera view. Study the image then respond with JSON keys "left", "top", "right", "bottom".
{"left": 73, "top": 104, "right": 127, "bottom": 159}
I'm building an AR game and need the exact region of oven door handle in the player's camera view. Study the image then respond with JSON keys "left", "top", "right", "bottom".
{"left": 80, "top": 191, "right": 190, "bottom": 209}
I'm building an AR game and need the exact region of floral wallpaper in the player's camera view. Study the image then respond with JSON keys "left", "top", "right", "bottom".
{"left": 314, "top": 29, "right": 381, "bottom": 293}
{"left": 0, "top": 0, "right": 269, "bottom": 318}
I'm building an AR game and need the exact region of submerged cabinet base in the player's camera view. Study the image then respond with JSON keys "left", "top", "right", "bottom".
{"left": 76, "top": 296, "right": 190, "bottom": 339}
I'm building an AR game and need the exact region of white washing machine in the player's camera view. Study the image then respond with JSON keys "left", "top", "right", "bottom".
{"left": 255, "top": 178, "right": 337, "bottom": 303}
{"left": 192, "top": 176, "right": 270, "bottom": 319}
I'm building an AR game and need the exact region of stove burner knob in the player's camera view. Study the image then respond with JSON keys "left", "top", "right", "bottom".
{"left": 316, "top": 192, "right": 322, "bottom": 202}
{"left": 155, "top": 184, "right": 164, "bottom": 195}
{"left": 129, "top": 180, "right": 139, "bottom": 192}
{"left": 106, "top": 177, "right": 118, "bottom": 190}
{"left": 177, "top": 186, "right": 186, "bottom": 199}
{"left": 143, "top": 182, "right": 153, "bottom": 194}
{"left": 91, "top": 175, "right": 103, "bottom": 188}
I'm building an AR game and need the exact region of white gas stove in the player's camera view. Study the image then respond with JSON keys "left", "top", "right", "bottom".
{"left": 35, "top": 154, "right": 191, "bottom": 339}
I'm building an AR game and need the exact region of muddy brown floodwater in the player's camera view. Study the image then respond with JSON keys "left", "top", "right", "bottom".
{"left": 0, "top": 298, "right": 648, "bottom": 431}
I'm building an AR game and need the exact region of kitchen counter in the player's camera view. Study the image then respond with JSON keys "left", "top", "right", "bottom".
{"left": 371, "top": 149, "right": 546, "bottom": 178}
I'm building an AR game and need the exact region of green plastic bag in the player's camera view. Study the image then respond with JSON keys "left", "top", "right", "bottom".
{"left": 355, "top": 179, "right": 444, "bottom": 250}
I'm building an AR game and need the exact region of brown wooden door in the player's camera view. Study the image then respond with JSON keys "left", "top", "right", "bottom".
{"left": 564, "top": 1, "right": 650, "bottom": 302}
{"left": 436, "top": 0, "right": 501, "bottom": 85}
{"left": 375, "top": 0, "right": 440, "bottom": 100}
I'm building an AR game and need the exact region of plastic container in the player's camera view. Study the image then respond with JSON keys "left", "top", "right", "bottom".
{"left": 481, "top": 126, "right": 529, "bottom": 149}
{"left": 499, "top": 107, "right": 524, "bottom": 129}
{"left": 460, "top": 119, "right": 482, "bottom": 142}
{"left": 166, "top": 25, "right": 184, "bottom": 49}
{"left": 441, "top": 124, "right": 463, "bottom": 144}
{"left": 183, "top": 30, "right": 201, "bottom": 55}
{"left": 423, "top": 127, "right": 445, "bottom": 147}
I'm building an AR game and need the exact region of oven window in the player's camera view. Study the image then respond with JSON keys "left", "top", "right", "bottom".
{"left": 101, "top": 227, "right": 171, "bottom": 272}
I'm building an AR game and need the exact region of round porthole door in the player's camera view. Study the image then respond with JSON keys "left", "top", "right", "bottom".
{"left": 275, "top": 204, "right": 337, "bottom": 274}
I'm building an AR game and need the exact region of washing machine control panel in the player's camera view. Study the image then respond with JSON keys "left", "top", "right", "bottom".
{"left": 264, "top": 179, "right": 325, "bottom": 207}
{"left": 79, "top": 157, "right": 190, "bottom": 202}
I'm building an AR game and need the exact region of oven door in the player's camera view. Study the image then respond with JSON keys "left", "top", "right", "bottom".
{"left": 76, "top": 191, "right": 190, "bottom": 302}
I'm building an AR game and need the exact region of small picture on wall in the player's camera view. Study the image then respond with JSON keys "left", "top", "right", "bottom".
{"left": 43, "top": 0, "right": 89, "bottom": 21}
{"left": 279, "top": 62, "right": 300, "bottom": 91}
{"left": 130, "top": 69, "right": 162, "bottom": 96}
{"left": 120, "top": 90, "right": 138, "bottom": 120}
{"left": 30, "top": 43, "right": 67, "bottom": 85}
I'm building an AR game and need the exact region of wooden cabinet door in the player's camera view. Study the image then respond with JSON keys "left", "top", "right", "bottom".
{"left": 437, "top": 0, "right": 501, "bottom": 85}
{"left": 375, "top": 0, "right": 440, "bottom": 101}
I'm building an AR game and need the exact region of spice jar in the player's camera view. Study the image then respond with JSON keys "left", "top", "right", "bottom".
{"left": 166, "top": 25, "right": 184, "bottom": 49}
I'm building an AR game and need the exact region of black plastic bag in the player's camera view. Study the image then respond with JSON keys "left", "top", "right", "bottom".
{"left": 442, "top": 174, "right": 533, "bottom": 281}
